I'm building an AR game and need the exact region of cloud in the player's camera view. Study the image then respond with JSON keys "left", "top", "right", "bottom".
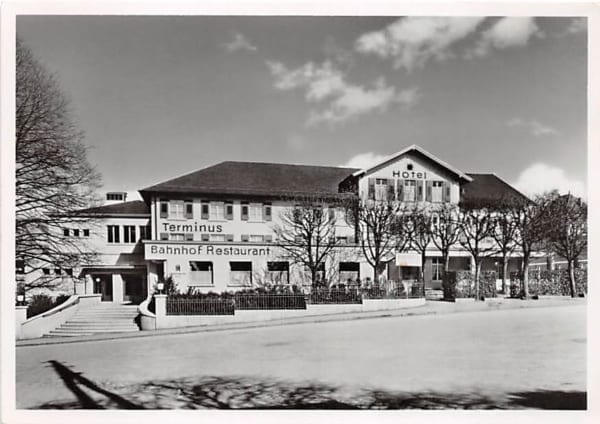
{"left": 224, "top": 32, "right": 257, "bottom": 52}
{"left": 355, "top": 17, "right": 486, "bottom": 72}
{"left": 507, "top": 118, "right": 559, "bottom": 137}
{"left": 267, "top": 60, "right": 418, "bottom": 126}
{"left": 465, "top": 17, "right": 543, "bottom": 58}
{"left": 561, "top": 17, "right": 587, "bottom": 36}
{"left": 342, "top": 152, "right": 389, "bottom": 169}
{"left": 286, "top": 134, "right": 306, "bottom": 151}
{"left": 514, "top": 163, "right": 586, "bottom": 199}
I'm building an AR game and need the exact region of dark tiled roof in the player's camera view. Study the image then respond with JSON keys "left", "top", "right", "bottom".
{"left": 140, "top": 161, "right": 359, "bottom": 199}
{"left": 461, "top": 173, "right": 529, "bottom": 205}
{"left": 75, "top": 200, "right": 150, "bottom": 216}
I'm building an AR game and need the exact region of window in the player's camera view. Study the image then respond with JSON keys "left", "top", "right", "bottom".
{"left": 64, "top": 268, "right": 73, "bottom": 277}
{"left": 107, "top": 225, "right": 120, "bottom": 243}
{"left": 190, "top": 261, "right": 213, "bottom": 285}
{"left": 139, "top": 225, "right": 151, "bottom": 240}
{"left": 404, "top": 180, "right": 416, "bottom": 202}
{"left": 229, "top": 261, "right": 252, "bottom": 286}
{"left": 123, "top": 226, "right": 136, "bottom": 243}
{"left": 248, "top": 203, "right": 262, "bottom": 221}
{"left": 185, "top": 201, "right": 194, "bottom": 219}
{"left": 407, "top": 163, "right": 414, "bottom": 171}
{"left": 16, "top": 260, "right": 25, "bottom": 274}
{"left": 63, "top": 229, "right": 69, "bottom": 237}
{"left": 432, "top": 257, "right": 443, "bottom": 281}
{"left": 267, "top": 261, "right": 289, "bottom": 284}
{"left": 175, "top": 265, "right": 181, "bottom": 272}
{"left": 170, "top": 233, "right": 185, "bottom": 241}
{"left": 73, "top": 229, "right": 80, "bottom": 237}
{"left": 432, "top": 181, "right": 443, "bottom": 203}
{"left": 106, "top": 192, "right": 125, "bottom": 201}
{"left": 210, "top": 234, "right": 226, "bottom": 242}
{"left": 83, "top": 229, "right": 90, "bottom": 237}
{"left": 264, "top": 203, "right": 272, "bottom": 221}
{"left": 226, "top": 202, "right": 234, "bottom": 220}
{"left": 169, "top": 201, "right": 184, "bottom": 219}
{"left": 249, "top": 234, "right": 264, "bottom": 243}
{"left": 210, "top": 202, "right": 225, "bottom": 220}
{"left": 54, "top": 268, "right": 61, "bottom": 276}
{"left": 42, "top": 268, "right": 51, "bottom": 275}
{"left": 339, "top": 262, "right": 360, "bottom": 283}
{"left": 375, "top": 178, "right": 388, "bottom": 201}
{"left": 160, "top": 201, "right": 168, "bottom": 218}
{"left": 241, "top": 202, "right": 249, "bottom": 221}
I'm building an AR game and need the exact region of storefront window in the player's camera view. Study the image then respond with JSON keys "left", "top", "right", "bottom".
{"left": 190, "top": 261, "right": 213, "bottom": 285}
{"left": 267, "top": 261, "right": 289, "bottom": 284}
{"left": 230, "top": 261, "right": 252, "bottom": 286}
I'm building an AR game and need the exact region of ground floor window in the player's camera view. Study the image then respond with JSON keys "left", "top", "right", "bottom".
{"left": 267, "top": 261, "right": 289, "bottom": 284}
{"left": 431, "top": 257, "right": 443, "bottom": 281}
{"left": 230, "top": 261, "right": 252, "bottom": 286}
{"left": 339, "top": 262, "right": 360, "bottom": 284}
{"left": 189, "top": 261, "right": 213, "bottom": 285}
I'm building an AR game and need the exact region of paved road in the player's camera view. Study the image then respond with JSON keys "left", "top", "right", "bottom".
{"left": 16, "top": 304, "right": 586, "bottom": 409}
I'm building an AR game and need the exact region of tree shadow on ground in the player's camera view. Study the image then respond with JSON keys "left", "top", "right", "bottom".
{"left": 35, "top": 361, "right": 586, "bottom": 410}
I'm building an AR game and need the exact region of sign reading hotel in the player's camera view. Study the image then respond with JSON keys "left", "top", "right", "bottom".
{"left": 145, "top": 242, "right": 272, "bottom": 260}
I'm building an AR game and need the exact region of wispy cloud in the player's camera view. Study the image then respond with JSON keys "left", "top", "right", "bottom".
{"left": 355, "top": 17, "right": 486, "bottom": 72}
{"left": 514, "top": 163, "right": 586, "bottom": 199}
{"left": 465, "top": 17, "right": 543, "bottom": 58}
{"left": 224, "top": 32, "right": 257, "bottom": 53}
{"left": 267, "top": 60, "right": 418, "bottom": 126}
{"left": 507, "top": 118, "right": 558, "bottom": 137}
{"left": 560, "top": 17, "right": 587, "bottom": 36}
{"left": 342, "top": 152, "right": 389, "bottom": 169}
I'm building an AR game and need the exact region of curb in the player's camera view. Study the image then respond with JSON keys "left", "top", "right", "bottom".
{"left": 15, "top": 298, "right": 585, "bottom": 348}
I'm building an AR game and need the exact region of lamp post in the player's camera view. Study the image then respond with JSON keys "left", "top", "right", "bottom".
{"left": 16, "top": 294, "right": 25, "bottom": 306}
{"left": 157, "top": 282, "right": 165, "bottom": 295}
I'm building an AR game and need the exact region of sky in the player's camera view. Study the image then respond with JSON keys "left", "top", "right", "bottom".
{"left": 16, "top": 16, "right": 587, "bottom": 200}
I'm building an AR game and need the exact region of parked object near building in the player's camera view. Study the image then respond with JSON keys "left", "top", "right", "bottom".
{"left": 17, "top": 145, "right": 535, "bottom": 303}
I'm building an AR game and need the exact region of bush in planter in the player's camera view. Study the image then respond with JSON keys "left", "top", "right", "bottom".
{"left": 26, "top": 294, "right": 70, "bottom": 318}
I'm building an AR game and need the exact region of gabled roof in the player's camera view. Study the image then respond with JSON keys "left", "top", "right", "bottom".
{"left": 352, "top": 144, "right": 473, "bottom": 182}
{"left": 461, "top": 173, "right": 529, "bottom": 205}
{"left": 140, "top": 161, "right": 359, "bottom": 199}
{"left": 74, "top": 200, "right": 150, "bottom": 217}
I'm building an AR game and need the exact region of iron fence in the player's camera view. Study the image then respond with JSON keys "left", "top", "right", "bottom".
{"left": 308, "top": 289, "right": 363, "bottom": 304}
{"left": 166, "top": 298, "right": 235, "bottom": 315}
{"left": 233, "top": 293, "right": 306, "bottom": 310}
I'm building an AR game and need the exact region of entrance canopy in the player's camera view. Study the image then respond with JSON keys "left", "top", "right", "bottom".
{"left": 396, "top": 253, "right": 422, "bottom": 267}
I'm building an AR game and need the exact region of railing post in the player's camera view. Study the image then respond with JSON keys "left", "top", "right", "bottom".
{"left": 15, "top": 305, "right": 28, "bottom": 340}
{"left": 154, "top": 294, "right": 167, "bottom": 329}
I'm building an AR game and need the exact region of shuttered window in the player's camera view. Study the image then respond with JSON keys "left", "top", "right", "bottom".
{"left": 185, "top": 201, "right": 193, "bottom": 219}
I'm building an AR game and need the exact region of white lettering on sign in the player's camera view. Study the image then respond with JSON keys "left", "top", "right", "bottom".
{"left": 392, "top": 171, "right": 427, "bottom": 179}
{"left": 149, "top": 244, "right": 271, "bottom": 256}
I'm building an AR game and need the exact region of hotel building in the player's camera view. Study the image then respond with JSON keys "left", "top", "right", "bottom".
{"left": 20, "top": 145, "right": 530, "bottom": 303}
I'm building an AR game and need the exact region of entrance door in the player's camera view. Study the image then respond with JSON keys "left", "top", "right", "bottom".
{"left": 122, "top": 274, "right": 146, "bottom": 304}
{"left": 92, "top": 274, "right": 113, "bottom": 302}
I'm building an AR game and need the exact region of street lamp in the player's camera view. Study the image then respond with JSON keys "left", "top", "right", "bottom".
{"left": 16, "top": 294, "right": 25, "bottom": 306}
{"left": 157, "top": 282, "right": 165, "bottom": 295}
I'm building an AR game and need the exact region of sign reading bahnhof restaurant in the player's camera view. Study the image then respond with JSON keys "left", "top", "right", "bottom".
{"left": 145, "top": 242, "right": 272, "bottom": 259}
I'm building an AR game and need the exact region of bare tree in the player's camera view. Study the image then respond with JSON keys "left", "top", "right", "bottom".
{"left": 430, "top": 203, "right": 461, "bottom": 278}
{"left": 490, "top": 204, "right": 519, "bottom": 294}
{"left": 345, "top": 200, "right": 408, "bottom": 281}
{"left": 16, "top": 37, "right": 101, "bottom": 293}
{"left": 509, "top": 196, "right": 549, "bottom": 298}
{"left": 543, "top": 193, "right": 587, "bottom": 297}
{"left": 273, "top": 195, "right": 340, "bottom": 288}
{"left": 405, "top": 206, "right": 433, "bottom": 294}
{"left": 457, "top": 205, "right": 496, "bottom": 300}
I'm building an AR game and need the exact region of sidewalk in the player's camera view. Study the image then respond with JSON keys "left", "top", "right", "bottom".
{"left": 16, "top": 296, "right": 585, "bottom": 347}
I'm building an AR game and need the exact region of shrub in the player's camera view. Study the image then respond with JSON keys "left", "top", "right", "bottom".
{"left": 26, "top": 294, "right": 70, "bottom": 318}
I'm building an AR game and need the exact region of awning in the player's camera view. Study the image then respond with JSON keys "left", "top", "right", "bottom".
{"left": 396, "top": 253, "right": 422, "bottom": 267}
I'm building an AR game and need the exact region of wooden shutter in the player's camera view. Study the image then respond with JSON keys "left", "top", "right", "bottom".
{"left": 417, "top": 181, "right": 424, "bottom": 201}
{"left": 241, "top": 202, "right": 249, "bottom": 221}
{"left": 265, "top": 235, "right": 273, "bottom": 243}
{"left": 185, "top": 233, "right": 194, "bottom": 241}
{"left": 160, "top": 232, "right": 168, "bottom": 241}
{"left": 201, "top": 234, "right": 210, "bottom": 242}
{"left": 241, "top": 234, "right": 249, "bottom": 242}
{"left": 185, "top": 201, "right": 193, "bottom": 219}
{"left": 201, "top": 201, "right": 209, "bottom": 219}
{"left": 426, "top": 181, "right": 433, "bottom": 202}
{"left": 226, "top": 234, "right": 234, "bottom": 242}
{"left": 160, "top": 201, "right": 168, "bottom": 218}
{"left": 368, "top": 178, "right": 375, "bottom": 200}
{"left": 396, "top": 179, "right": 404, "bottom": 201}
{"left": 225, "top": 202, "right": 234, "bottom": 220}
{"left": 387, "top": 179, "right": 395, "bottom": 201}
{"left": 264, "top": 203, "right": 272, "bottom": 221}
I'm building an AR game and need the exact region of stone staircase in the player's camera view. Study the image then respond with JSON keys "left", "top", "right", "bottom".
{"left": 45, "top": 303, "right": 140, "bottom": 337}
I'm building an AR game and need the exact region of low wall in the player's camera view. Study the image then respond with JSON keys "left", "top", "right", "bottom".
{"left": 148, "top": 297, "right": 425, "bottom": 330}
{"left": 19, "top": 295, "right": 80, "bottom": 340}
